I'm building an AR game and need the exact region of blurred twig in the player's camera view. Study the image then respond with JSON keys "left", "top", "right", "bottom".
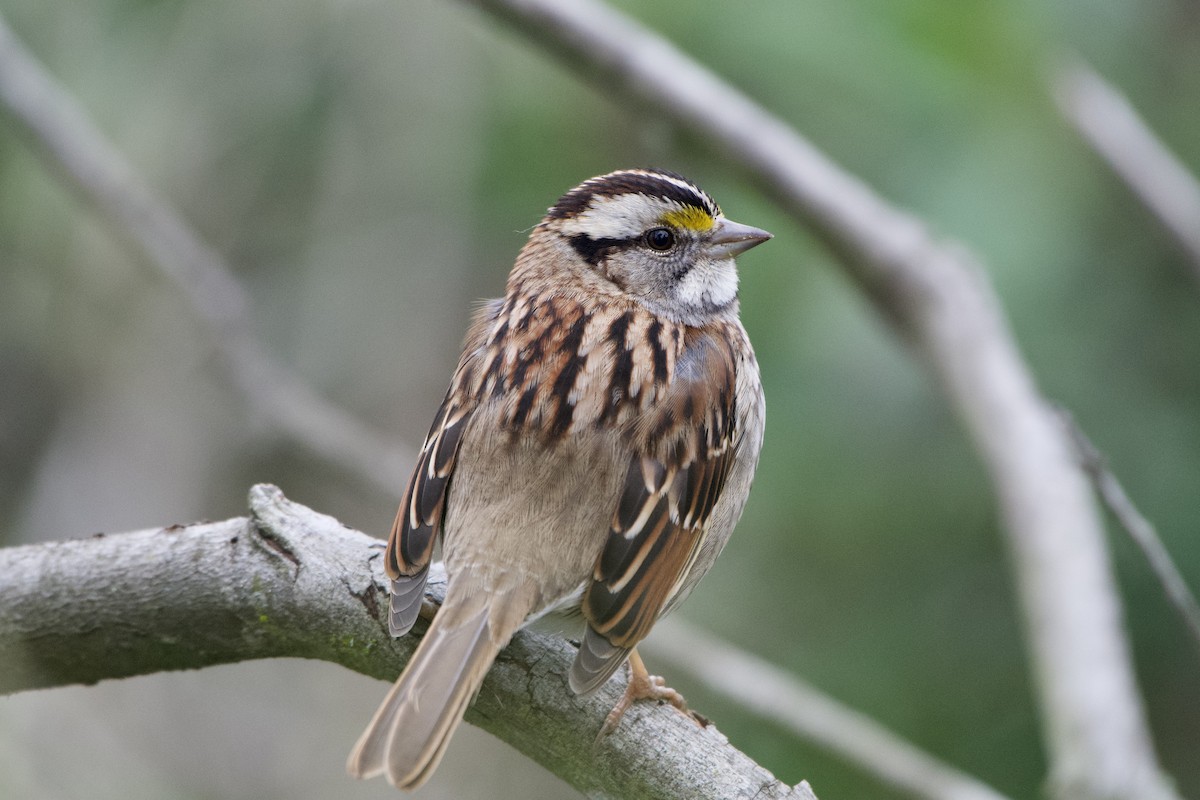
{"left": 457, "top": 2, "right": 1180, "bottom": 799}
{"left": 1052, "top": 60, "right": 1200, "bottom": 657}
{"left": 0, "top": 14, "right": 413, "bottom": 496}
{"left": 1058, "top": 409, "right": 1200, "bottom": 657}
{"left": 1053, "top": 58, "right": 1200, "bottom": 283}
{"left": 649, "top": 619, "right": 1012, "bottom": 800}
{"left": 0, "top": 485, "right": 819, "bottom": 800}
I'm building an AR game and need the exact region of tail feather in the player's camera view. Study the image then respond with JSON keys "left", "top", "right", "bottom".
{"left": 347, "top": 604, "right": 501, "bottom": 789}
{"left": 388, "top": 568, "right": 430, "bottom": 637}
{"left": 569, "top": 626, "right": 631, "bottom": 695}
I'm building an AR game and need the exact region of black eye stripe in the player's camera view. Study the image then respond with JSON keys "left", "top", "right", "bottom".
{"left": 570, "top": 225, "right": 687, "bottom": 265}
{"left": 569, "top": 234, "right": 633, "bottom": 266}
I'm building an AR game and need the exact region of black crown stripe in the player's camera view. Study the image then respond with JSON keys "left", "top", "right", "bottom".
{"left": 547, "top": 169, "right": 719, "bottom": 222}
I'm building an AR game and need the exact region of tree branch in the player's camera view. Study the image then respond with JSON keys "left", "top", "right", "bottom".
{"left": 0, "top": 485, "right": 817, "bottom": 800}
{"left": 648, "top": 620, "right": 1012, "bottom": 800}
{"left": 454, "top": 2, "right": 1180, "bottom": 799}
{"left": 1052, "top": 58, "right": 1200, "bottom": 283}
{"left": 1058, "top": 410, "right": 1200, "bottom": 657}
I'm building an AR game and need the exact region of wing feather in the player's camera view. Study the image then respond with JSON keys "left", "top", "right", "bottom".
{"left": 384, "top": 396, "right": 474, "bottom": 636}
{"left": 572, "top": 331, "right": 739, "bottom": 691}
{"left": 383, "top": 302, "right": 500, "bottom": 638}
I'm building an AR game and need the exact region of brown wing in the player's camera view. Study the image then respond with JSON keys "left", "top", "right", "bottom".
{"left": 383, "top": 395, "right": 473, "bottom": 636}
{"left": 571, "top": 332, "right": 739, "bottom": 694}
{"left": 382, "top": 301, "right": 501, "bottom": 637}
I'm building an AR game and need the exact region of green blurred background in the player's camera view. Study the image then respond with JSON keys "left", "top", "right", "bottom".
{"left": 1, "top": 1, "right": 1197, "bottom": 798}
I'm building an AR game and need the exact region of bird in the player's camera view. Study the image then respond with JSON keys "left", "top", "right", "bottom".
{"left": 346, "top": 168, "right": 770, "bottom": 790}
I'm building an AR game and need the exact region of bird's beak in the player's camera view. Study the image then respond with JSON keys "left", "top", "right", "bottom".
{"left": 707, "top": 217, "right": 773, "bottom": 259}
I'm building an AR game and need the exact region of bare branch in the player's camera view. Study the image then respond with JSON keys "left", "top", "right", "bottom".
{"left": 1058, "top": 409, "right": 1200, "bottom": 656}
{"left": 1053, "top": 58, "right": 1200, "bottom": 282}
{"left": 648, "top": 620, "right": 1012, "bottom": 800}
{"left": 455, "top": 2, "right": 1180, "bottom": 798}
{"left": 0, "top": 485, "right": 817, "bottom": 800}
{"left": 0, "top": 14, "right": 414, "bottom": 495}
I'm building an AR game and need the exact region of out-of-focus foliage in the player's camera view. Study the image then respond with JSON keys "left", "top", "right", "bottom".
{"left": 1, "top": 1, "right": 1197, "bottom": 798}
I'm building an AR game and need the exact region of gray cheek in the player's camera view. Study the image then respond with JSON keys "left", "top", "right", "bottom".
{"left": 616, "top": 253, "right": 676, "bottom": 299}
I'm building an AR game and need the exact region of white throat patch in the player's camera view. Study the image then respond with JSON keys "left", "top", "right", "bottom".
{"left": 677, "top": 258, "right": 739, "bottom": 311}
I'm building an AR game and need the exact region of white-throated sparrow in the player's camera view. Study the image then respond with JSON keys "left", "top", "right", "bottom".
{"left": 347, "top": 169, "right": 770, "bottom": 789}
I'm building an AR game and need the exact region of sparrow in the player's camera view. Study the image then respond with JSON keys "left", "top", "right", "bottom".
{"left": 347, "top": 168, "right": 770, "bottom": 790}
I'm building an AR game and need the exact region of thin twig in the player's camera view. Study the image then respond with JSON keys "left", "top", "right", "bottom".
{"left": 648, "top": 619, "right": 1012, "bottom": 800}
{"left": 0, "top": 14, "right": 414, "bottom": 495}
{"left": 1053, "top": 58, "right": 1200, "bottom": 283}
{"left": 457, "top": 2, "right": 1179, "bottom": 799}
{"left": 1057, "top": 409, "right": 1200, "bottom": 657}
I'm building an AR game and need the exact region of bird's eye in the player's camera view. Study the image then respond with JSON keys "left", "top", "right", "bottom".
{"left": 644, "top": 227, "right": 676, "bottom": 252}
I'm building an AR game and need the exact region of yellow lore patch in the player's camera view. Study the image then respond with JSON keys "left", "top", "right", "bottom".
{"left": 660, "top": 206, "right": 715, "bottom": 232}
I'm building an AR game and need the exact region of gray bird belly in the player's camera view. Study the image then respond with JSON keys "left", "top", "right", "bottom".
{"left": 440, "top": 420, "right": 624, "bottom": 612}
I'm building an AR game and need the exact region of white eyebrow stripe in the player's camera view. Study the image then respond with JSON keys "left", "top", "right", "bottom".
{"left": 556, "top": 193, "right": 696, "bottom": 240}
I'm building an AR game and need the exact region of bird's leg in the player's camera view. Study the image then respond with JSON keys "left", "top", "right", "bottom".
{"left": 599, "top": 649, "right": 703, "bottom": 736}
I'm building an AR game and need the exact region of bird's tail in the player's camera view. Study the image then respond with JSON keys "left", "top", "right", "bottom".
{"left": 346, "top": 585, "right": 531, "bottom": 790}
